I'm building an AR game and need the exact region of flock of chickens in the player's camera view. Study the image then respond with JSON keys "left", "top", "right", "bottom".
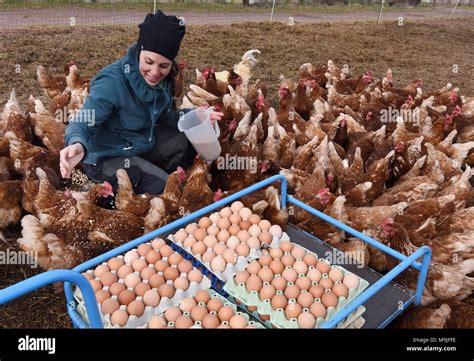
{"left": 1, "top": 49, "right": 473, "bottom": 328}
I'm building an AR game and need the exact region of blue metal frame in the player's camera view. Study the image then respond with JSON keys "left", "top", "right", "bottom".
{"left": 0, "top": 174, "right": 431, "bottom": 329}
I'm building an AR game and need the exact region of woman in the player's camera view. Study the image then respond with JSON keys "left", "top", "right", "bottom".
{"left": 60, "top": 10, "right": 223, "bottom": 195}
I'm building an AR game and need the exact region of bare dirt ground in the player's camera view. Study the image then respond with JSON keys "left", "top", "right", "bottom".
{"left": 0, "top": 16, "right": 473, "bottom": 328}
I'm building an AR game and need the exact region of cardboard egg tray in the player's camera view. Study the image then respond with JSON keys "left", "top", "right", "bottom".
{"left": 144, "top": 289, "right": 266, "bottom": 329}
{"left": 74, "top": 251, "right": 211, "bottom": 328}
{"left": 167, "top": 226, "right": 290, "bottom": 294}
{"left": 223, "top": 244, "right": 369, "bottom": 329}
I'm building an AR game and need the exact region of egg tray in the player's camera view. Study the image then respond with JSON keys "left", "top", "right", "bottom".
{"left": 167, "top": 229, "right": 290, "bottom": 295}
{"left": 223, "top": 249, "right": 370, "bottom": 329}
{"left": 73, "top": 254, "right": 212, "bottom": 328}
{"left": 145, "top": 289, "right": 266, "bottom": 329}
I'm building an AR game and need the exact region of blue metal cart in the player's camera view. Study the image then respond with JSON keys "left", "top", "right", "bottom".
{"left": 0, "top": 174, "right": 431, "bottom": 328}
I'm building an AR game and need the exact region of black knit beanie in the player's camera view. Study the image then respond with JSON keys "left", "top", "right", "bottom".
{"left": 137, "top": 10, "right": 185, "bottom": 61}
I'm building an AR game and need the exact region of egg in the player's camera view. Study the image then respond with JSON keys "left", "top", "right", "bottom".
{"left": 332, "top": 283, "right": 349, "bottom": 298}
{"left": 271, "top": 276, "right": 287, "bottom": 291}
{"left": 229, "top": 314, "right": 248, "bottom": 328}
{"left": 107, "top": 258, "right": 124, "bottom": 271}
{"left": 269, "top": 260, "right": 285, "bottom": 275}
{"left": 230, "top": 201, "right": 244, "bottom": 213}
{"left": 160, "top": 245, "right": 174, "bottom": 258}
{"left": 297, "top": 312, "right": 316, "bottom": 329}
{"left": 168, "top": 253, "right": 183, "bottom": 266}
{"left": 100, "top": 272, "right": 118, "bottom": 287}
{"left": 282, "top": 268, "right": 298, "bottom": 283}
{"left": 319, "top": 278, "right": 334, "bottom": 290}
{"left": 285, "top": 302, "right": 303, "bottom": 320}
{"left": 239, "top": 220, "right": 252, "bottom": 231}
{"left": 246, "top": 236, "right": 260, "bottom": 249}
{"left": 202, "top": 250, "right": 216, "bottom": 263}
{"left": 269, "top": 247, "right": 284, "bottom": 260}
{"left": 148, "top": 273, "right": 165, "bottom": 288}
{"left": 246, "top": 274, "right": 263, "bottom": 292}
{"left": 217, "top": 306, "right": 235, "bottom": 322}
{"left": 297, "top": 292, "right": 314, "bottom": 308}
{"left": 134, "top": 282, "right": 151, "bottom": 297}
{"left": 303, "top": 253, "right": 318, "bottom": 267}
{"left": 139, "top": 267, "right": 155, "bottom": 280}
{"left": 95, "top": 289, "right": 110, "bottom": 304}
{"left": 192, "top": 290, "right": 209, "bottom": 305}
{"left": 291, "top": 246, "right": 306, "bottom": 259}
{"left": 143, "top": 289, "right": 160, "bottom": 307}
{"left": 179, "top": 297, "right": 197, "bottom": 312}
{"left": 185, "top": 223, "right": 198, "bottom": 235}
{"left": 217, "top": 324, "right": 231, "bottom": 329}
{"left": 295, "top": 276, "right": 312, "bottom": 291}
{"left": 118, "top": 289, "right": 136, "bottom": 306}
{"left": 124, "top": 251, "right": 139, "bottom": 264}
{"left": 222, "top": 249, "right": 238, "bottom": 264}
{"left": 131, "top": 259, "right": 147, "bottom": 272}
{"left": 175, "top": 315, "right": 194, "bottom": 329}
{"left": 148, "top": 315, "right": 167, "bottom": 329}
{"left": 258, "top": 232, "right": 272, "bottom": 246}
{"left": 257, "top": 267, "right": 274, "bottom": 283}
{"left": 137, "top": 243, "right": 152, "bottom": 257}
{"left": 174, "top": 229, "right": 188, "bottom": 242}
{"left": 246, "top": 260, "right": 262, "bottom": 274}
{"left": 209, "top": 212, "right": 221, "bottom": 224}
{"left": 259, "top": 284, "right": 276, "bottom": 300}
{"left": 219, "top": 207, "right": 232, "bottom": 218}
{"left": 211, "top": 255, "right": 227, "bottom": 273}
{"left": 284, "top": 285, "right": 301, "bottom": 300}
{"left": 145, "top": 250, "right": 161, "bottom": 265}
{"left": 316, "top": 260, "right": 331, "bottom": 274}
{"left": 310, "top": 302, "right": 327, "bottom": 319}
{"left": 235, "top": 270, "right": 250, "bottom": 285}
{"left": 307, "top": 269, "right": 322, "bottom": 283}
{"left": 101, "top": 298, "right": 119, "bottom": 315}
{"left": 158, "top": 284, "right": 175, "bottom": 299}
{"left": 246, "top": 209, "right": 260, "bottom": 224}
{"left": 321, "top": 291, "right": 338, "bottom": 308}
{"left": 198, "top": 217, "right": 212, "bottom": 230}
{"left": 343, "top": 273, "right": 360, "bottom": 289}
{"left": 109, "top": 282, "right": 126, "bottom": 296}
{"left": 191, "top": 241, "right": 207, "bottom": 256}
{"left": 207, "top": 298, "right": 224, "bottom": 313}
{"left": 279, "top": 241, "right": 294, "bottom": 253}
{"left": 258, "top": 255, "right": 273, "bottom": 267}
{"left": 228, "top": 224, "right": 241, "bottom": 236}
{"left": 309, "top": 284, "right": 325, "bottom": 299}
{"left": 239, "top": 207, "right": 253, "bottom": 220}
{"left": 174, "top": 277, "right": 190, "bottom": 291}
{"left": 163, "top": 267, "right": 180, "bottom": 281}
{"left": 82, "top": 272, "right": 94, "bottom": 281}
{"left": 94, "top": 264, "right": 110, "bottom": 278}
{"left": 190, "top": 305, "right": 208, "bottom": 322}
{"left": 235, "top": 242, "right": 250, "bottom": 257}
{"left": 203, "top": 235, "right": 218, "bottom": 248}
{"left": 248, "top": 224, "right": 261, "bottom": 237}
{"left": 281, "top": 254, "right": 296, "bottom": 267}
{"left": 269, "top": 225, "right": 283, "bottom": 239}
{"left": 194, "top": 228, "right": 207, "bottom": 242}
{"left": 89, "top": 279, "right": 103, "bottom": 293}
{"left": 177, "top": 259, "right": 193, "bottom": 274}
{"left": 258, "top": 219, "right": 271, "bottom": 231}
{"left": 217, "top": 230, "right": 230, "bottom": 243}
{"left": 151, "top": 238, "right": 166, "bottom": 250}
{"left": 226, "top": 236, "right": 240, "bottom": 250}
{"left": 164, "top": 306, "right": 182, "bottom": 322}
{"left": 111, "top": 309, "right": 129, "bottom": 327}
{"left": 293, "top": 260, "right": 308, "bottom": 275}
{"left": 124, "top": 273, "right": 141, "bottom": 288}
{"left": 183, "top": 236, "right": 197, "bottom": 249}
{"left": 229, "top": 213, "right": 242, "bottom": 225}
{"left": 235, "top": 229, "right": 249, "bottom": 243}
{"left": 207, "top": 224, "right": 220, "bottom": 236}
{"left": 127, "top": 300, "right": 145, "bottom": 317}
{"left": 271, "top": 294, "right": 288, "bottom": 309}
{"left": 187, "top": 269, "right": 203, "bottom": 283}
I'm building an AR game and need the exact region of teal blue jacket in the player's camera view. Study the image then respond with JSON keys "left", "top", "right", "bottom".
{"left": 65, "top": 43, "right": 187, "bottom": 165}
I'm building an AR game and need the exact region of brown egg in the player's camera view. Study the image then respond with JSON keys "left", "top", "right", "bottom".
{"left": 140, "top": 266, "right": 156, "bottom": 281}
{"left": 219, "top": 207, "right": 232, "bottom": 218}
{"left": 321, "top": 291, "right": 338, "bottom": 308}
{"left": 82, "top": 272, "right": 94, "bottom": 281}
{"left": 107, "top": 258, "right": 124, "bottom": 271}
{"left": 235, "top": 270, "right": 250, "bottom": 285}
{"left": 222, "top": 249, "right": 237, "bottom": 264}
{"left": 151, "top": 238, "right": 166, "bottom": 250}
{"left": 248, "top": 214, "right": 261, "bottom": 224}
{"left": 143, "top": 289, "right": 160, "bottom": 307}
{"left": 217, "top": 306, "right": 235, "bottom": 322}
{"left": 207, "top": 298, "right": 224, "bottom": 313}
{"left": 132, "top": 259, "right": 147, "bottom": 273}
{"left": 209, "top": 212, "right": 221, "bottom": 224}
{"left": 187, "top": 269, "right": 203, "bottom": 283}
{"left": 307, "top": 269, "right": 322, "bottom": 283}
{"left": 145, "top": 250, "right": 161, "bottom": 265}
{"left": 281, "top": 254, "right": 296, "bottom": 267}
{"left": 319, "top": 278, "right": 334, "bottom": 290}
{"left": 124, "top": 251, "right": 139, "bottom": 264}
{"left": 295, "top": 277, "right": 312, "bottom": 291}
{"left": 343, "top": 273, "right": 360, "bottom": 289}
{"left": 293, "top": 260, "right": 308, "bottom": 275}
{"left": 198, "top": 217, "right": 212, "bottom": 230}
{"left": 179, "top": 297, "right": 197, "bottom": 312}
{"left": 109, "top": 282, "right": 126, "bottom": 296}
{"left": 246, "top": 260, "right": 262, "bottom": 274}
{"left": 127, "top": 300, "right": 145, "bottom": 317}
{"left": 111, "top": 309, "right": 129, "bottom": 327}
{"left": 269, "top": 247, "right": 284, "bottom": 260}
{"left": 207, "top": 224, "right": 220, "bottom": 236}
{"left": 95, "top": 289, "right": 110, "bottom": 304}
{"left": 239, "top": 220, "right": 252, "bottom": 231}
{"left": 118, "top": 289, "right": 136, "bottom": 306}
{"left": 235, "top": 243, "right": 250, "bottom": 257}
{"left": 211, "top": 255, "right": 227, "bottom": 273}
{"left": 332, "top": 283, "right": 349, "bottom": 298}
{"left": 194, "top": 228, "right": 207, "bottom": 242}
{"left": 174, "top": 229, "right": 188, "bottom": 242}
{"left": 191, "top": 241, "right": 207, "bottom": 256}
{"left": 271, "top": 294, "right": 288, "bottom": 309}
{"left": 163, "top": 267, "right": 180, "bottom": 281}
{"left": 309, "top": 284, "right": 325, "bottom": 299}
{"left": 226, "top": 236, "right": 240, "bottom": 250}
{"left": 158, "top": 284, "right": 175, "bottom": 299}
{"left": 160, "top": 245, "right": 174, "bottom": 258}
{"left": 236, "top": 230, "right": 250, "bottom": 243}
{"left": 202, "top": 250, "right": 216, "bottom": 263}
{"left": 185, "top": 223, "right": 198, "bottom": 235}
{"left": 134, "top": 282, "right": 151, "bottom": 297}
{"left": 310, "top": 302, "right": 327, "bottom": 319}
{"left": 148, "top": 273, "right": 165, "bottom": 288}
{"left": 269, "top": 260, "right": 285, "bottom": 275}
{"left": 148, "top": 315, "right": 167, "bottom": 329}
{"left": 168, "top": 253, "right": 183, "bottom": 266}
{"left": 246, "top": 274, "right": 263, "bottom": 293}
{"left": 303, "top": 253, "right": 318, "bottom": 267}
{"left": 316, "top": 260, "right": 331, "bottom": 274}
{"left": 282, "top": 268, "right": 298, "bottom": 283}
{"left": 239, "top": 207, "right": 253, "bottom": 220}
{"left": 101, "top": 298, "right": 119, "bottom": 315}
{"left": 195, "top": 290, "right": 212, "bottom": 304}
{"left": 229, "top": 213, "right": 242, "bottom": 225}
{"left": 217, "top": 230, "right": 231, "bottom": 243}
{"left": 328, "top": 268, "right": 344, "bottom": 282}
{"left": 190, "top": 305, "right": 208, "bottom": 322}
{"left": 177, "top": 259, "right": 193, "bottom": 274}
{"left": 258, "top": 255, "right": 273, "bottom": 267}
{"left": 291, "top": 246, "right": 306, "bottom": 259}
{"left": 280, "top": 241, "right": 294, "bottom": 253}
{"left": 246, "top": 236, "right": 260, "bottom": 249}
{"left": 271, "top": 277, "right": 287, "bottom": 291}
{"left": 258, "top": 232, "right": 273, "bottom": 246}
{"left": 164, "top": 306, "right": 182, "bottom": 322}
{"left": 229, "top": 314, "right": 248, "bottom": 328}
{"left": 285, "top": 302, "right": 303, "bottom": 320}
{"left": 297, "top": 292, "right": 314, "bottom": 308}
{"left": 89, "top": 279, "right": 103, "bottom": 293}
{"left": 124, "top": 273, "right": 141, "bottom": 288}
{"left": 212, "top": 242, "right": 227, "bottom": 255}
{"left": 137, "top": 243, "right": 152, "bottom": 257}
{"left": 248, "top": 224, "right": 261, "bottom": 237}
{"left": 259, "top": 284, "right": 276, "bottom": 301}
{"left": 231, "top": 201, "right": 244, "bottom": 213}
{"left": 175, "top": 315, "right": 194, "bottom": 329}
{"left": 217, "top": 218, "right": 231, "bottom": 230}
{"left": 297, "top": 312, "right": 316, "bottom": 329}
{"left": 228, "top": 224, "right": 241, "bottom": 236}
{"left": 100, "top": 272, "right": 118, "bottom": 287}
{"left": 94, "top": 264, "right": 110, "bottom": 278}
{"left": 183, "top": 236, "right": 197, "bottom": 249}
{"left": 257, "top": 267, "right": 274, "bottom": 283}
{"left": 258, "top": 219, "right": 271, "bottom": 231}
{"left": 284, "top": 285, "right": 301, "bottom": 300}
{"left": 174, "top": 277, "right": 190, "bottom": 291}
{"left": 203, "top": 235, "right": 218, "bottom": 248}
{"left": 154, "top": 260, "right": 169, "bottom": 273}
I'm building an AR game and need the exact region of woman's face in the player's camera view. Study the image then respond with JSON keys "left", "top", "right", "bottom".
{"left": 139, "top": 50, "right": 172, "bottom": 86}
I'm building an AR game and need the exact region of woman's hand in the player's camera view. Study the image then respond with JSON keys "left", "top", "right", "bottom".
{"left": 59, "top": 143, "right": 85, "bottom": 179}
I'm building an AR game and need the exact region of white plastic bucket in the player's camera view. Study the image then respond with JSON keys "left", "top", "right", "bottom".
{"left": 178, "top": 107, "right": 221, "bottom": 161}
